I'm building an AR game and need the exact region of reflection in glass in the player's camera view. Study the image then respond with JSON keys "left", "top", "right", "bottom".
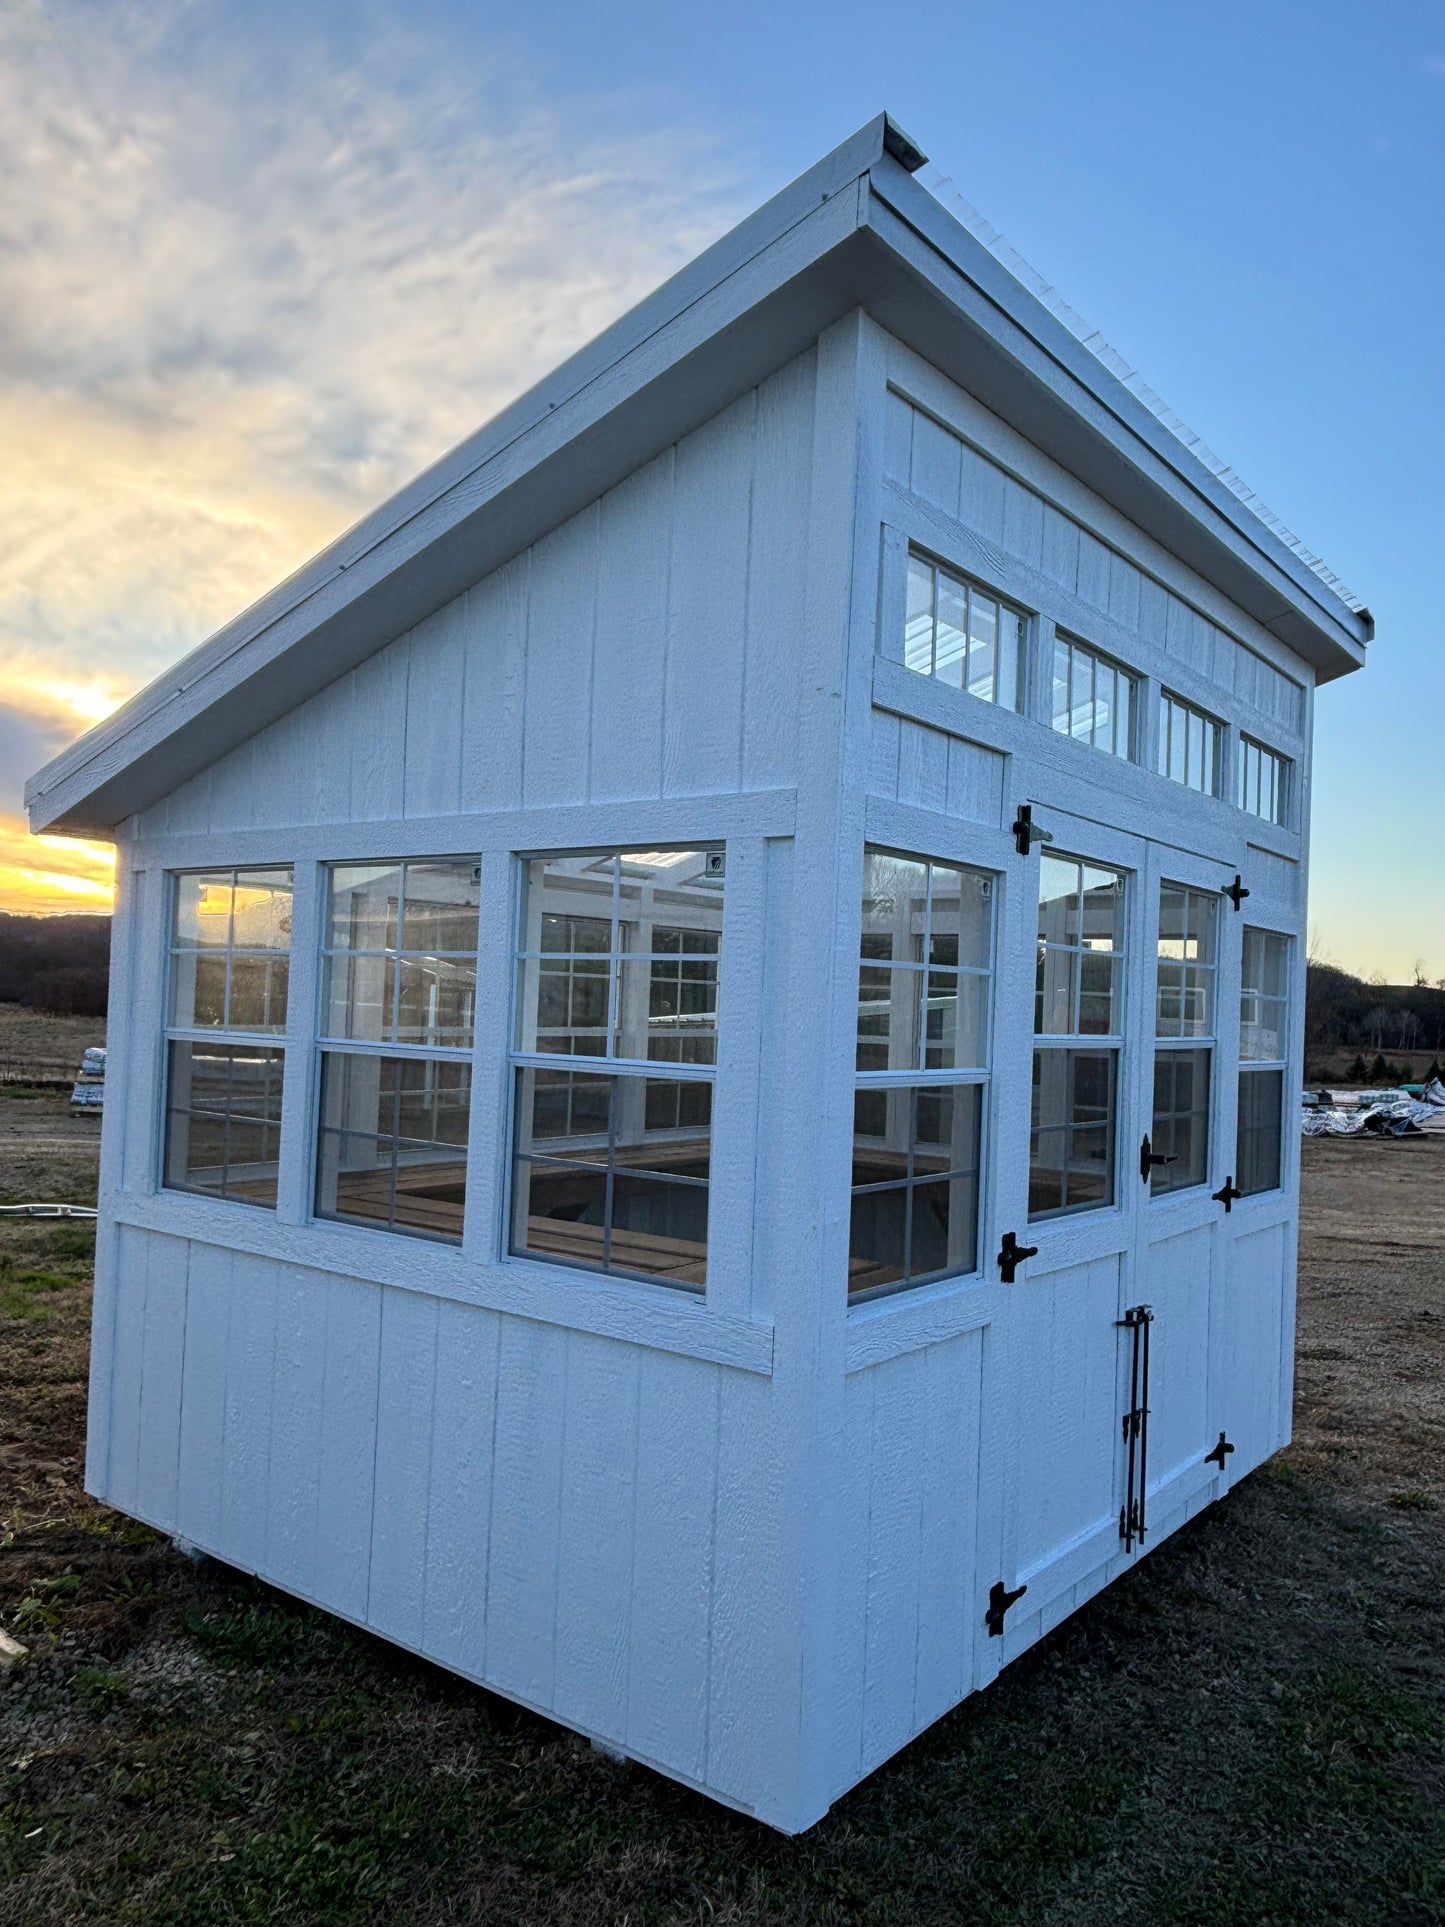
{"left": 903, "top": 552, "right": 1027, "bottom": 712}
{"left": 315, "top": 1051, "right": 471, "bottom": 1243}
{"left": 1028, "top": 1048, "right": 1116, "bottom": 1218}
{"left": 849, "top": 1083, "right": 982, "bottom": 1299}
{"left": 1237, "top": 1068, "right": 1284, "bottom": 1196}
{"left": 1150, "top": 1048, "right": 1211, "bottom": 1193}
{"left": 164, "top": 1042, "right": 285, "bottom": 1207}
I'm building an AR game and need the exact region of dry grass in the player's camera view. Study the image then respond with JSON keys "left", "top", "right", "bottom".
{"left": 1, "top": 1102, "right": 1442, "bottom": 1926}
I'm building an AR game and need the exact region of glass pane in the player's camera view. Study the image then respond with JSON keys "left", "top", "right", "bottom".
{"left": 613, "top": 1080, "right": 711, "bottom": 1176}
{"left": 905, "top": 554, "right": 934, "bottom": 673}
{"left": 1241, "top": 930, "right": 1290, "bottom": 1060}
{"left": 323, "top": 951, "right": 391, "bottom": 1044}
{"left": 927, "top": 864, "right": 992, "bottom": 970}
{"left": 170, "top": 952, "right": 228, "bottom": 1030}
{"left": 174, "top": 871, "right": 235, "bottom": 948}
{"left": 934, "top": 571, "right": 967, "bottom": 687}
{"left": 394, "top": 956, "right": 477, "bottom": 1048}
{"left": 923, "top": 969, "right": 988, "bottom": 1071}
{"left": 965, "top": 592, "right": 997, "bottom": 701}
{"left": 1237, "top": 1068, "right": 1284, "bottom": 1196}
{"left": 1168, "top": 702, "right": 1187, "bottom": 785}
{"left": 1051, "top": 637, "right": 1071, "bottom": 731}
{"left": 1151, "top": 1048, "right": 1211, "bottom": 1193}
{"left": 397, "top": 860, "right": 481, "bottom": 953}
{"left": 1187, "top": 710, "right": 1205, "bottom": 790}
{"left": 1029, "top": 1048, "right": 1117, "bottom": 1219}
{"left": 619, "top": 954, "right": 718, "bottom": 1066}
{"left": 329, "top": 864, "right": 401, "bottom": 953}
{"left": 608, "top": 1173, "right": 709, "bottom": 1285}
{"left": 516, "top": 1064, "right": 612, "bottom": 1150}
{"left": 849, "top": 1187, "right": 908, "bottom": 1296}
{"left": 513, "top": 1159, "right": 609, "bottom": 1271}
{"left": 164, "top": 1042, "right": 284, "bottom": 1208}
{"left": 997, "top": 609, "right": 1025, "bottom": 711}
{"left": 856, "top": 965, "right": 922, "bottom": 1074}
{"left": 229, "top": 871, "right": 293, "bottom": 951}
{"left": 1080, "top": 867, "right": 1123, "bottom": 952}
{"left": 860, "top": 850, "right": 929, "bottom": 963}
{"left": 848, "top": 1083, "right": 982, "bottom": 1299}
{"left": 316, "top": 1052, "right": 468, "bottom": 1242}
{"left": 527, "top": 855, "right": 616, "bottom": 941}
{"left": 1078, "top": 951, "right": 1120, "bottom": 1037}
{"left": 226, "top": 954, "right": 289, "bottom": 1034}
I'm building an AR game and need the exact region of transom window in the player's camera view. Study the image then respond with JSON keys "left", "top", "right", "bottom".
{"left": 851, "top": 847, "right": 994, "bottom": 1300}
{"left": 1030, "top": 853, "right": 1126, "bottom": 1219}
{"left": 1050, "top": 634, "right": 1137, "bottom": 759}
{"left": 905, "top": 550, "right": 1027, "bottom": 710}
{"left": 1149, "top": 884, "right": 1218, "bottom": 1194}
{"left": 163, "top": 867, "right": 293, "bottom": 1208}
{"left": 1157, "top": 692, "right": 1222, "bottom": 797}
{"left": 1237, "top": 736, "right": 1289, "bottom": 826}
{"left": 314, "top": 858, "right": 481, "bottom": 1244}
{"left": 1237, "top": 928, "right": 1290, "bottom": 1196}
{"left": 511, "top": 849, "right": 723, "bottom": 1290}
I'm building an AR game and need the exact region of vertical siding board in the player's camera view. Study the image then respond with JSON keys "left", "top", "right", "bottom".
{"left": 883, "top": 388, "right": 913, "bottom": 486}
{"left": 867, "top": 712, "right": 902, "bottom": 800}
{"left": 207, "top": 738, "right": 256, "bottom": 835}
{"left": 959, "top": 444, "right": 1006, "bottom": 545}
{"left": 134, "top": 1234, "right": 190, "bottom": 1530}
{"left": 313, "top": 1273, "right": 383, "bottom": 1621}
{"left": 1003, "top": 476, "right": 1044, "bottom": 568}
{"left": 265, "top": 1264, "right": 330, "bottom": 1596}
{"left": 461, "top": 559, "right": 527, "bottom": 813}
{"left": 348, "top": 641, "right": 408, "bottom": 822}
{"left": 308, "top": 670, "right": 355, "bottom": 825}
{"left": 897, "top": 719, "right": 948, "bottom": 812}
{"left": 663, "top": 397, "right": 755, "bottom": 797}
{"left": 1076, "top": 531, "right": 1112, "bottom": 610}
{"left": 553, "top": 1334, "right": 641, "bottom": 1737}
{"left": 367, "top": 1287, "right": 441, "bottom": 1646}
{"left": 589, "top": 455, "right": 672, "bottom": 803}
{"left": 1107, "top": 552, "right": 1142, "bottom": 632}
{"left": 913, "top": 1333, "right": 983, "bottom": 1731}
{"left": 1136, "top": 572, "right": 1170, "bottom": 647}
{"left": 829, "top": 1371, "right": 874, "bottom": 1793}
{"left": 860, "top": 1351, "right": 927, "bottom": 1770}
{"left": 403, "top": 599, "right": 467, "bottom": 818}
{"left": 626, "top": 1354, "right": 719, "bottom": 1781}
{"left": 741, "top": 354, "right": 814, "bottom": 790}
{"left": 910, "top": 410, "right": 961, "bottom": 517}
{"left": 486, "top": 1318, "right": 568, "bottom": 1706}
{"left": 1040, "top": 504, "right": 1080, "bottom": 594}
{"left": 248, "top": 708, "right": 306, "bottom": 830}
{"left": 423, "top": 1300, "right": 500, "bottom": 1674}
{"left": 522, "top": 508, "right": 599, "bottom": 808}
{"left": 706, "top": 1372, "right": 778, "bottom": 1803}
{"left": 104, "top": 1225, "right": 147, "bottom": 1516}
{"left": 946, "top": 737, "right": 1005, "bottom": 826}
{"left": 219, "top": 1256, "right": 280, "bottom": 1573}
{"left": 176, "top": 1246, "right": 233, "bottom": 1551}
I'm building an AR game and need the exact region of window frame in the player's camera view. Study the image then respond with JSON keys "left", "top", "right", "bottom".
{"left": 1237, "top": 734, "right": 1291, "bottom": 827}
{"left": 1157, "top": 690, "right": 1223, "bottom": 798}
{"left": 160, "top": 864, "right": 295, "bottom": 1210}
{"left": 312, "top": 856, "right": 482, "bottom": 1247}
{"left": 1236, "top": 927, "right": 1292, "bottom": 1198}
{"left": 903, "top": 547, "right": 1031, "bottom": 713}
{"left": 850, "top": 844, "right": 998, "bottom": 1303}
{"left": 507, "top": 845, "right": 725, "bottom": 1293}
{"left": 1049, "top": 632, "right": 1139, "bottom": 761}
{"left": 1149, "top": 881, "right": 1221, "bottom": 1197}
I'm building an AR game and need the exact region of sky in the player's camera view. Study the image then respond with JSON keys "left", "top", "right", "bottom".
{"left": 1, "top": 0, "right": 1441, "bottom": 979}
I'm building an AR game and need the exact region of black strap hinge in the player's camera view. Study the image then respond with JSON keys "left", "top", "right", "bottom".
{"left": 996, "top": 1230, "right": 1039, "bottom": 1284}
{"left": 1012, "top": 805, "right": 1054, "bottom": 856}
{"left": 1212, "top": 1176, "right": 1243, "bottom": 1213}
{"left": 1205, "top": 1432, "right": 1235, "bottom": 1470}
{"left": 985, "top": 1579, "right": 1028, "bottom": 1637}
{"left": 1223, "top": 874, "right": 1250, "bottom": 911}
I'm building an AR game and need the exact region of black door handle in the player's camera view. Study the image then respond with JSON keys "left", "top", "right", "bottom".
{"left": 1212, "top": 1176, "right": 1243, "bottom": 1213}
{"left": 1139, "top": 1134, "right": 1178, "bottom": 1183}
{"left": 997, "top": 1230, "right": 1039, "bottom": 1283}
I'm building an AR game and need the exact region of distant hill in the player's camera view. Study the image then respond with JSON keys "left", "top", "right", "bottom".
{"left": 0, "top": 912, "right": 111, "bottom": 1016}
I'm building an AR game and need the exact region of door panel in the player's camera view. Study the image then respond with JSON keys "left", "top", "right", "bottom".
{"left": 1216, "top": 1217, "right": 1288, "bottom": 1477}
{"left": 1140, "top": 1222, "right": 1214, "bottom": 1497}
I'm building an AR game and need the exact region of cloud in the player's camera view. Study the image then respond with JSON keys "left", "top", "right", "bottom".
{"left": 0, "top": 0, "right": 748, "bottom": 911}
{"left": 1424, "top": 55, "right": 1445, "bottom": 75}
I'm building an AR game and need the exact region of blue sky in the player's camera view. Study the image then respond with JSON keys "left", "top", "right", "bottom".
{"left": 4, "top": 0, "right": 1441, "bottom": 978}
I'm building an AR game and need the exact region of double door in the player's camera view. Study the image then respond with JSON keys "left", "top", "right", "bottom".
{"left": 987, "top": 777, "right": 1254, "bottom": 1640}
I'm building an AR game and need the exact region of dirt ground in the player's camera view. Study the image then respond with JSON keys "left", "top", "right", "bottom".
{"left": 0, "top": 1092, "right": 1441, "bottom": 1926}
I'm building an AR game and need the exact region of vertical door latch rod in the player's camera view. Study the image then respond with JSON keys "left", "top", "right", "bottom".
{"left": 1013, "top": 805, "right": 1054, "bottom": 857}
{"left": 1140, "top": 1133, "right": 1177, "bottom": 1183}
{"left": 996, "top": 1230, "right": 1039, "bottom": 1283}
{"left": 1118, "top": 1304, "right": 1154, "bottom": 1551}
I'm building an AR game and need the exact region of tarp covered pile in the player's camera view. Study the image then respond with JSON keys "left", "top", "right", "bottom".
{"left": 1302, "top": 1079, "right": 1445, "bottom": 1138}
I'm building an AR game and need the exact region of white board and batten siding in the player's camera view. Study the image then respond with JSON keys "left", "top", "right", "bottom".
{"left": 85, "top": 271, "right": 1335, "bottom": 1837}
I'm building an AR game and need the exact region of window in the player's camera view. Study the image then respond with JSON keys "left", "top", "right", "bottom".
{"left": 1150, "top": 884, "right": 1219, "bottom": 1194}
{"left": 1157, "top": 692, "right": 1222, "bottom": 797}
{"left": 511, "top": 849, "right": 723, "bottom": 1289}
{"left": 163, "top": 867, "right": 293, "bottom": 1206}
{"left": 1237, "top": 736, "right": 1290, "bottom": 825}
{"left": 904, "top": 551, "right": 1027, "bottom": 710}
{"left": 851, "top": 848, "right": 994, "bottom": 1300}
{"left": 1237, "top": 928, "right": 1290, "bottom": 1196}
{"left": 1030, "top": 853, "right": 1125, "bottom": 1218}
{"left": 315, "top": 859, "right": 480, "bottom": 1243}
{"left": 1051, "top": 634, "right": 1136, "bottom": 759}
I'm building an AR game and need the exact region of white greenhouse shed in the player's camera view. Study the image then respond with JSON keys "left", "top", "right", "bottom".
{"left": 27, "top": 115, "right": 1370, "bottom": 1833}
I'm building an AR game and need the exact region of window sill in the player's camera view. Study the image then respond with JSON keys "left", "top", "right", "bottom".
{"left": 845, "top": 1270, "right": 993, "bottom": 1373}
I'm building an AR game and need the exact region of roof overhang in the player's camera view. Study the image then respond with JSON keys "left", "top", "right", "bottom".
{"left": 28, "top": 114, "right": 1369, "bottom": 836}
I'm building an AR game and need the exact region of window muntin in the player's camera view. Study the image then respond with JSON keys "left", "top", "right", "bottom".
{"left": 1050, "top": 635, "right": 1136, "bottom": 760}
{"left": 163, "top": 867, "right": 294, "bottom": 1208}
{"left": 904, "top": 551, "right": 1027, "bottom": 711}
{"left": 1237, "top": 736, "right": 1289, "bottom": 826}
{"left": 852, "top": 848, "right": 994, "bottom": 1299}
{"left": 511, "top": 849, "right": 723, "bottom": 1289}
{"left": 1030, "top": 853, "right": 1125, "bottom": 1220}
{"left": 1150, "top": 883, "right": 1218, "bottom": 1194}
{"left": 1157, "top": 693, "right": 1222, "bottom": 797}
{"left": 315, "top": 858, "right": 480, "bottom": 1245}
{"left": 1237, "top": 929, "right": 1290, "bottom": 1196}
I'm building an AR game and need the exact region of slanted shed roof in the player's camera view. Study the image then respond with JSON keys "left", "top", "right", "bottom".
{"left": 27, "top": 113, "right": 1370, "bottom": 837}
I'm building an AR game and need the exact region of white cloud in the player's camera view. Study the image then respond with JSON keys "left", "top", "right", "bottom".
{"left": 0, "top": 0, "right": 748, "bottom": 881}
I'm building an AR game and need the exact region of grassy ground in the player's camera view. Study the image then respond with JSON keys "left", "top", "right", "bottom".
{"left": 1, "top": 1093, "right": 1442, "bottom": 1925}
{"left": 0, "top": 1004, "right": 106, "bottom": 1080}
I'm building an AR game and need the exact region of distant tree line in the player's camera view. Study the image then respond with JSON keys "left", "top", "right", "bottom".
{"left": 0, "top": 912, "right": 111, "bottom": 1017}
{"left": 1306, "top": 961, "right": 1445, "bottom": 1081}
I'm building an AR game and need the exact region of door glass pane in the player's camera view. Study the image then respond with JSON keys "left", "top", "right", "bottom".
{"left": 849, "top": 1083, "right": 982, "bottom": 1300}
{"left": 1151, "top": 1048, "right": 1211, "bottom": 1193}
{"left": 1028, "top": 1047, "right": 1117, "bottom": 1219}
{"left": 1237, "top": 1068, "right": 1284, "bottom": 1195}
{"left": 1036, "top": 855, "right": 1124, "bottom": 1036}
